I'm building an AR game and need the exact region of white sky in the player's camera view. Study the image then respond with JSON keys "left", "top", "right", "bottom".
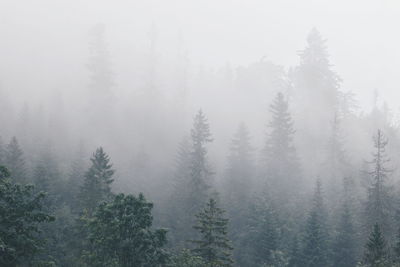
{"left": 1, "top": 0, "right": 400, "bottom": 111}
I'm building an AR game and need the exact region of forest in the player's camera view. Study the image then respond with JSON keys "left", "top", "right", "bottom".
{"left": 1, "top": 1, "right": 400, "bottom": 266}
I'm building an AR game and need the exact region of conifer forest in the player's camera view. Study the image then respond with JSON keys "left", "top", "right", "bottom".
{"left": 1, "top": 1, "right": 400, "bottom": 266}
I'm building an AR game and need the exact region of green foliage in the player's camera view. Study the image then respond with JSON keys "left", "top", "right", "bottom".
{"left": 0, "top": 166, "right": 54, "bottom": 266}
{"left": 79, "top": 147, "right": 115, "bottom": 216}
{"left": 191, "top": 198, "right": 233, "bottom": 267}
{"left": 169, "top": 249, "right": 206, "bottom": 267}
{"left": 301, "top": 179, "right": 329, "bottom": 267}
{"left": 363, "top": 224, "right": 389, "bottom": 267}
{"left": 83, "top": 193, "right": 168, "bottom": 267}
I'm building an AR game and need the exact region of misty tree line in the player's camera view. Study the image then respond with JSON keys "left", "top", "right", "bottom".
{"left": 1, "top": 26, "right": 400, "bottom": 267}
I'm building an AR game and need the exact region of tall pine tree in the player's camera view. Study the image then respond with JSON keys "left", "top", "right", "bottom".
{"left": 263, "top": 92, "right": 300, "bottom": 204}
{"left": 79, "top": 147, "right": 115, "bottom": 216}
{"left": 364, "top": 130, "right": 393, "bottom": 241}
{"left": 191, "top": 198, "right": 233, "bottom": 267}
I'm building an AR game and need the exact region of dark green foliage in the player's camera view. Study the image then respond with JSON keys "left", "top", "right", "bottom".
{"left": 301, "top": 179, "right": 329, "bottom": 267}
{"left": 169, "top": 249, "right": 206, "bottom": 267}
{"left": 79, "top": 147, "right": 115, "bottom": 216}
{"left": 4, "top": 137, "right": 26, "bottom": 184}
{"left": 0, "top": 166, "right": 54, "bottom": 266}
{"left": 191, "top": 198, "right": 233, "bottom": 267}
{"left": 363, "top": 224, "right": 389, "bottom": 267}
{"left": 242, "top": 197, "right": 278, "bottom": 266}
{"left": 83, "top": 193, "right": 168, "bottom": 267}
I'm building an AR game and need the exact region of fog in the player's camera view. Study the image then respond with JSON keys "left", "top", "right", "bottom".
{"left": 1, "top": 1, "right": 400, "bottom": 266}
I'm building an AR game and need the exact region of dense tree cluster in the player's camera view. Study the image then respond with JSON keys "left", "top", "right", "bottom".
{"left": 3, "top": 27, "right": 400, "bottom": 267}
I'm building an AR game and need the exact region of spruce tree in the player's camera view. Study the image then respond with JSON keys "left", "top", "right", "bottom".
{"left": 4, "top": 137, "right": 26, "bottom": 184}
{"left": 84, "top": 193, "right": 168, "bottom": 267}
{"left": 301, "top": 179, "right": 329, "bottom": 267}
{"left": 79, "top": 147, "right": 114, "bottom": 216}
{"left": 364, "top": 130, "right": 393, "bottom": 240}
{"left": 223, "top": 123, "right": 254, "bottom": 240}
{"left": 244, "top": 196, "right": 278, "bottom": 266}
{"left": 363, "top": 224, "right": 389, "bottom": 267}
{"left": 263, "top": 92, "right": 300, "bottom": 203}
{"left": 292, "top": 28, "right": 341, "bottom": 179}
{"left": 189, "top": 110, "right": 213, "bottom": 208}
{"left": 191, "top": 198, "right": 233, "bottom": 267}
{"left": 170, "top": 110, "right": 213, "bottom": 245}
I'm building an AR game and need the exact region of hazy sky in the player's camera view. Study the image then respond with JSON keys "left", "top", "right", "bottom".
{"left": 1, "top": 0, "right": 399, "bottom": 111}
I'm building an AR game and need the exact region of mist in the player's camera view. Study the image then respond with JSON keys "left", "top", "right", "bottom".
{"left": 1, "top": 1, "right": 400, "bottom": 266}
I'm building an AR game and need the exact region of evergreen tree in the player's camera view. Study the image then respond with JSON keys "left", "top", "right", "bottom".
{"left": 189, "top": 110, "right": 213, "bottom": 208}
{"left": 0, "top": 166, "right": 54, "bottom": 266}
{"left": 170, "top": 110, "right": 213, "bottom": 245}
{"left": 223, "top": 122, "right": 254, "bottom": 248}
{"left": 362, "top": 224, "right": 389, "bottom": 267}
{"left": 79, "top": 147, "right": 114, "bottom": 216}
{"left": 301, "top": 179, "right": 329, "bottom": 267}
{"left": 4, "top": 137, "right": 26, "bottom": 184}
{"left": 191, "top": 198, "right": 233, "bottom": 267}
{"left": 332, "top": 177, "right": 357, "bottom": 267}
{"left": 263, "top": 92, "right": 300, "bottom": 204}
{"left": 169, "top": 249, "right": 206, "bottom": 267}
{"left": 224, "top": 123, "right": 253, "bottom": 209}
{"left": 364, "top": 130, "right": 393, "bottom": 240}
{"left": 288, "top": 236, "right": 301, "bottom": 267}
{"left": 292, "top": 28, "right": 341, "bottom": 179}
{"left": 243, "top": 196, "right": 279, "bottom": 266}
{"left": 84, "top": 193, "right": 168, "bottom": 267}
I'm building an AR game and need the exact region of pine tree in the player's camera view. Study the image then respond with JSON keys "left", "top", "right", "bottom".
{"left": 170, "top": 110, "right": 213, "bottom": 245}
{"left": 191, "top": 198, "right": 233, "bottom": 267}
{"left": 4, "top": 137, "right": 26, "bottom": 184}
{"left": 263, "top": 92, "right": 300, "bottom": 203}
{"left": 79, "top": 147, "right": 115, "bottom": 216}
{"left": 84, "top": 193, "right": 168, "bottom": 267}
{"left": 223, "top": 123, "right": 254, "bottom": 238}
{"left": 301, "top": 179, "right": 329, "bottom": 267}
{"left": 332, "top": 177, "right": 357, "bottom": 267}
{"left": 364, "top": 130, "right": 393, "bottom": 240}
{"left": 244, "top": 196, "right": 278, "bottom": 266}
{"left": 292, "top": 28, "right": 341, "bottom": 178}
{"left": 189, "top": 110, "right": 213, "bottom": 207}
{"left": 363, "top": 224, "right": 389, "bottom": 267}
